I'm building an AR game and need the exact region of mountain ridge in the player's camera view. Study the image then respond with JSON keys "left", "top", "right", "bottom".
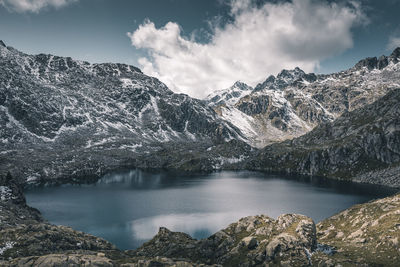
{"left": 247, "top": 88, "right": 400, "bottom": 188}
{"left": 208, "top": 47, "right": 400, "bottom": 147}
{"left": 0, "top": 41, "right": 247, "bottom": 184}
{"left": 1, "top": 40, "right": 400, "bottom": 188}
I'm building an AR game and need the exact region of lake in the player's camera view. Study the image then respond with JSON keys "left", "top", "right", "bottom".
{"left": 25, "top": 170, "right": 395, "bottom": 250}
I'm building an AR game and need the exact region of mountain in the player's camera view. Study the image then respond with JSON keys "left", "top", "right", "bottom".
{"left": 249, "top": 88, "right": 400, "bottom": 187}
{"left": 206, "top": 81, "right": 254, "bottom": 107}
{"left": 0, "top": 41, "right": 247, "bottom": 184}
{"left": 208, "top": 50, "right": 400, "bottom": 147}
{"left": 1, "top": 40, "right": 400, "bottom": 187}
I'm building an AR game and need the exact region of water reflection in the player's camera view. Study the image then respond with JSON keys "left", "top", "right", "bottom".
{"left": 130, "top": 212, "right": 246, "bottom": 240}
{"left": 96, "top": 169, "right": 204, "bottom": 189}
{"left": 97, "top": 169, "right": 164, "bottom": 188}
{"left": 25, "top": 170, "right": 396, "bottom": 250}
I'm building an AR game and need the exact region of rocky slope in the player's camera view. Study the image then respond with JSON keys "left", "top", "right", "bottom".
{"left": 248, "top": 88, "right": 400, "bottom": 187}
{"left": 132, "top": 214, "right": 317, "bottom": 266}
{"left": 314, "top": 192, "right": 400, "bottom": 266}
{"left": 208, "top": 49, "right": 400, "bottom": 147}
{"left": 1, "top": 174, "right": 399, "bottom": 266}
{"left": 0, "top": 40, "right": 247, "bottom": 184}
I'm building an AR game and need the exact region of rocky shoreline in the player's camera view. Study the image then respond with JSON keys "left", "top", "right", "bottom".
{"left": 1, "top": 173, "right": 399, "bottom": 266}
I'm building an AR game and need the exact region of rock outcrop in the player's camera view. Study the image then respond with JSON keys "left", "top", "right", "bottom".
{"left": 132, "top": 214, "right": 316, "bottom": 266}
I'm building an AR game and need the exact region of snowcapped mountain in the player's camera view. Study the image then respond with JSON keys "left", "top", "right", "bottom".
{"left": 0, "top": 41, "right": 247, "bottom": 183}
{"left": 208, "top": 48, "right": 400, "bottom": 147}
{"left": 251, "top": 88, "right": 400, "bottom": 188}
{"left": 1, "top": 39, "right": 400, "bottom": 185}
{"left": 205, "top": 81, "right": 253, "bottom": 107}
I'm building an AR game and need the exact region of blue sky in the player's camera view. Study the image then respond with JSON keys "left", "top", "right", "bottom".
{"left": 1, "top": 0, "right": 400, "bottom": 97}
{"left": 0, "top": 0, "right": 225, "bottom": 66}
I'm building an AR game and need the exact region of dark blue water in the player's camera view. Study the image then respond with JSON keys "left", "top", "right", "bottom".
{"left": 25, "top": 170, "right": 395, "bottom": 250}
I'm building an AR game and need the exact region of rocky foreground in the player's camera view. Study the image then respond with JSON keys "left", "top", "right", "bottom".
{"left": 1, "top": 175, "right": 399, "bottom": 266}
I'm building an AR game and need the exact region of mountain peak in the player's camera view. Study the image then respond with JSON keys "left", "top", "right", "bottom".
{"left": 254, "top": 67, "right": 312, "bottom": 91}
{"left": 0, "top": 40, "right": 6, "bottom": 47}
{"left": 206, "top": 81, "right": 253, "bottom": 106}
{"left": 277, "top": 67, "right": 305, "bottom": 79}
{"left": 390, "top": 47, "right": 400, "bottom": 62}
{"left": 354, "top": 48, "right": 400, "bottom": 70}
{"left": 233, "top": 81, "right": 250, "bottom": 90}
{"left": 354, "top": 57, "right": 379, "bottom": 70}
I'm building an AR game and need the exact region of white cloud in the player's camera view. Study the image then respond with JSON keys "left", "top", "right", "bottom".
{"left": 387, "top": 36, "right": 400, "bottom": 51}
{"left": 127, "top": 0, "right": 365, "bottom": 99}
{"left": 0, "top": 0, "right": 77, "bottom": 13}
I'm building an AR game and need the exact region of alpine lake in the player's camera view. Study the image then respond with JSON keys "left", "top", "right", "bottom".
{"left": 25, "top": 170, "right": 396, "bottom": 250}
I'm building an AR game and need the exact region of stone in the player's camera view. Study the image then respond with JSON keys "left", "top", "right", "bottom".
{"left": 241, "top": 236, "right": 258, "bottom": 249}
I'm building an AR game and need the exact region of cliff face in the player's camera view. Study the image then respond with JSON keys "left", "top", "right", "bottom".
{"left": 1, "top": 174, "right": 399, "bottom": 266}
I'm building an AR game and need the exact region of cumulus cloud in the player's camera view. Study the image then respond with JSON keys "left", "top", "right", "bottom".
{"left": 0, "top": 0, "right": 77, "bottom": 13}
{"left": 128, "top": 0, "right": 366, "bottom": 98}
{"left": 387, "top": 35, "right": 400, "bottom": 51}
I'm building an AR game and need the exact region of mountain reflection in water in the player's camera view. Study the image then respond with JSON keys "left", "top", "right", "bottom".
{"left": 25, "top": 170, "right": 395, "bottom": 250}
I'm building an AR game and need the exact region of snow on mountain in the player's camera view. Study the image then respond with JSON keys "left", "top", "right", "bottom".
{"left": 0, "top": 41, "right": 247, "bottom": 182}
{"left": 205, "top": 81, "right": 253, "bottom": 107}
{"left": 208, "top": 48, "right": 400, "bottom": 147}
{"left": 254, "top": 88, "right": 400, "bottom": 188}
{"left": 1, "top": 39, "right": 400, "bottom": 183}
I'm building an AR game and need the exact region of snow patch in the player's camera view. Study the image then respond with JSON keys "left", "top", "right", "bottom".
{"left": 120, "top": 78, "right": 135, "bottom": 87}
{"left": 0, "top": 241, "right": 15, "bottom": 255}
{"left": 26, "top": 174, "right": 40, "bottom": 183}
{"left": 214, "top": 155, "right": 247, "bottom": 169}
{"left": 220, "top": 107, "right": 257, "bottom": 138}
{"left": 206, "top": 82, "right": 253, "bottom": 106}
{"left": 85, "top": 137, "right": 117, "bottom": 148}
{"left": 119, "top": 143, "right": 143, "bottom": 152}
{"left": 0, "top": 186, "right": 13, "bottom": 201}
{"left": 184, "top": 121, "right": 196, "bottom": 140}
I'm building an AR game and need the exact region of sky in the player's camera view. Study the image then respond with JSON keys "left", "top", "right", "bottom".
{"left": 1, "top": 0, "right": 400, "bottom": 98}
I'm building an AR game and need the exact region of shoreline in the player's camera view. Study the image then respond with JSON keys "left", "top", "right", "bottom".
{"left": 1, "top": 172, "right": 400, "bottom": 266}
